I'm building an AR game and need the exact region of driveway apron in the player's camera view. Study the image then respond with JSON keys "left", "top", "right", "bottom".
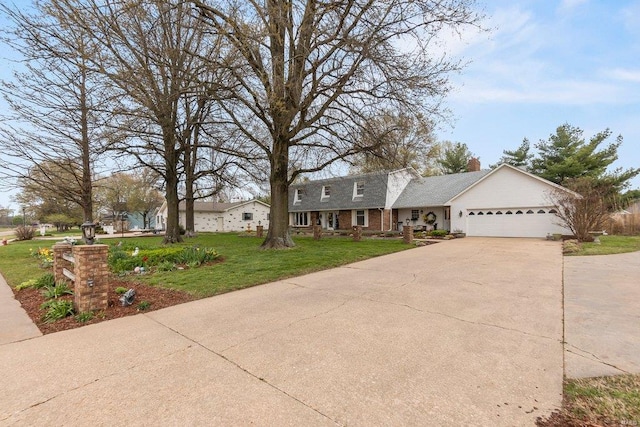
{"left": 0, "top": 237, "right": 563, "bottom": 426}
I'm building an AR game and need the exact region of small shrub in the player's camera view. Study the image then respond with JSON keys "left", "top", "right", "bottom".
{"left": 429, "top": 229, "right": 448, "bottom": 237}
{"left": 563, "top": 240, "right": 581, "bottom": 254}
{"left": 137, "top": 300, "right": 151, "bottom": 311}
{"left": 75, "top": 311, "right": 94, "bottom": 323}
{"left": 41, "top": 282, "right": 74, "bottom": 299}
{"left": 34, "top": 273, "right": 56, "bottom": 289}
{"left": 157, "top": 261, "right": 175, "bottom": 272}
{"left": 176, "top": 246, "right": 219, "bottom": 266}
{"left": 114, "top": 286, "right": 128, "bottom": 294}
{"left": 42, "top": 300, "right": 74, "bottom": 323}
{"left": 16, "top": 279, "right": 38, "bottom": 290}
{"left": 14, "top": 225, "right": 35, "bottom": 241}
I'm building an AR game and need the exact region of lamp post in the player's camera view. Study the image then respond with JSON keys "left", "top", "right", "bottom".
{"left": 81, "top": 221, "right": 96, "bottom": 245}
{"left": 22, "top": 207, "right": 26, "bottom": 227}
{"left": 405, "top": 217, "right": 410, "bottom": 226}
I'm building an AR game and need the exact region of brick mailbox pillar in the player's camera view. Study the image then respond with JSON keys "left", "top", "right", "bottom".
{"left": 256, "top": 225, "right": 264, "bottom": 238}
{"left": 53, "top": 243, "right": 74, "bottom": 283}
{"left": 313, "top": 225, "right": 322, "bottom": 240}
{"left": 403, "top": 225, "right": 414, "bottom": 244}
{"left": 72, "top": 244, "right": 110, "bottom": 313}
{"left": 352, "top": 225, "right": 362, "bottom": 242}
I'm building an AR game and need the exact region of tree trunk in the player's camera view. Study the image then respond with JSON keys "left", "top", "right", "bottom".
{"left": 79, "top": 63, "right": 93, "bottom": 223}
{"left": 163, "top": 147, "right": 183, "bottom": 243}
{"left": 183, "top": 136, "right": 196, "bottom": 236}
{"left": 261, "top": 140, "right": 294, "bottom": 249}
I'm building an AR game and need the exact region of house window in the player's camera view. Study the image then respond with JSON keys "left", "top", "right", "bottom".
{"left": 411, "top": 209, "right": 419, "bottom": 220}
{"left": 516, "top": 210, "right": 523, "bottom": 214}
{"left": 242, "top": 212, "right": 253, "bottom": 221}
{"left": 537, "top": 209, "right": 546, "bottom": 214}
{"left": 293, "top": 212, "right": 309, "bottom": 226}
{"left": 294, "top": 188, "right": 304, "bottom": 204}
{"left": 355, "top": 210, "right": 366, "bottom": 226}
{"left": 496, "top": 211, "right": 503, "bottom": 215}
{"left": 322, "top": 185, "right": 331, "bottom": 199}
{"left": 353, "top": 181, "right": 364, "bottom": 199}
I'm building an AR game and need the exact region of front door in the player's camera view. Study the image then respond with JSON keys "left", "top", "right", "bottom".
{"left": 325, "top": 211, "right": 339, "bottom": 230}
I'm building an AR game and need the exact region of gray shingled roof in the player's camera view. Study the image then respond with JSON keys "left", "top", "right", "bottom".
{"left": 289, "top": 171, "right": 390, "bottom": 211}
{"left": 178, "top": 201, "right": 243, "bottom": 212}
{"left": 392, "top": 170, "right": 491, "bottom": 208}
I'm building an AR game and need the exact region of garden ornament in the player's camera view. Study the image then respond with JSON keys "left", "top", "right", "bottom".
{"left": 119, "top": 289, "right": 136, "bottom": 306}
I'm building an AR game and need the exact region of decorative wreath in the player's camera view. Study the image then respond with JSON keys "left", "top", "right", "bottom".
{"left": 424, "top": 211, "right": 437, "bottom": 225}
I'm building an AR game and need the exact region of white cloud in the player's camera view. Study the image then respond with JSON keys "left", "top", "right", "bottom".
{"left": 558, "top": 0, "right": 589, "bottom": 12}
{"left": 608, "top": 68, "right": 640, "bottom": 83}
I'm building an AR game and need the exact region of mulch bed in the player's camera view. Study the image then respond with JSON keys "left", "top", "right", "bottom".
{"left": 13, "top": 278, "right": 195, "bottom": 335}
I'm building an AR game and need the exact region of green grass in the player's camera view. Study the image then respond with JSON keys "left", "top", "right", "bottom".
{"left": 0, "top": 233, "right": 411, "bottom": 297}
{"left": 568, "top": 235, "right": 640, "bottom": 256}
{"left": 0, "top": 240, "right": 53, "bottom": 286}
{"left": 564, "top": 374, "right": 640, "bottom": 424}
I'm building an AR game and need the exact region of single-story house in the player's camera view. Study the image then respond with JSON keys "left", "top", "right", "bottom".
{"left": 289, "top": 160, "right": 575, "bottom": 238}
{"left": 156, "top": 199, "right": 270, "bottom": 232}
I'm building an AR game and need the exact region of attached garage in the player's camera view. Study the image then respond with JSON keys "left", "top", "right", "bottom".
{"left": 448, "top": 165, "right": 575, "bottom": 238}
{"left": 391, "top": 163, "right": 577, "bottom": 238}
{"left": 466, "top": 207, "right": 565, "bottom": 238}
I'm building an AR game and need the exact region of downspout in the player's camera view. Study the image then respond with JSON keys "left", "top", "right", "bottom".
{"left": 378, "top": 208, "right": 384, "bottom": 232}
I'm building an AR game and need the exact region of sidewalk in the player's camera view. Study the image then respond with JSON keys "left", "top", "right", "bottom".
{"left": 0, "top": 274, "right": 41, "bottom": 345}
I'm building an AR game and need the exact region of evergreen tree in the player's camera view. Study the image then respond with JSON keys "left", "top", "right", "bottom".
{"left": 492, "top": 138, "right": 533, "bottom": 169}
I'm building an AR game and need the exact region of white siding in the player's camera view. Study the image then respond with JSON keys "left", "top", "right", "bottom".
{"left": 449, "top": 166, "right": 572, "bottom": 237}
{"left": 158, "top": 200, "right": 270, "bottom": 232}
{"left": 385, "top": 169, "right": 418, "bottom": 209}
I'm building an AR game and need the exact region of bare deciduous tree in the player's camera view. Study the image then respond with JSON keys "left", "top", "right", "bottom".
{"left": 348, "top": 111, "right": 437, "bottom": 175}
{"left": 0, "top": 3, "right": 109, "bottom": 223}
{"left": 547, "top": 177, "right": 611, "bottom": 242}
{"left": 194, "top": 0, "right": 483, "bottom": 248}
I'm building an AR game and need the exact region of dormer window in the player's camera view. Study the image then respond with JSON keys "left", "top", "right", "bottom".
{"left": 321, "top": 185, "right": 331, "bottom": 200}
{"left": 294, "top": 188, "right": 304, "bottom": 204}
{"left": 353, "top": 181, "right": 364, "bottom": 199}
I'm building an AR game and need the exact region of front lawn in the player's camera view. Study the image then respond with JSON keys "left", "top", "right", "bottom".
{"left": 0, "top": 233, "right": 412, "bottom": 297}
{"left": 538, "top": 374, "right": 640, "bottom": 426}
{"left": 567, "top": 235, "right": 640, "bottom": 256}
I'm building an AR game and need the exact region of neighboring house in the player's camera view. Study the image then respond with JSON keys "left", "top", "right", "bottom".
{"left": 128, "top": 211, "right": 157, "bottom": 230}
{"left": 288, "top": 168, "right": 420, "bottom": 232}
{"left": 156, "top": 199, "right": 270, "bottom": 232}
{"left": 289, "top": 161, "right": 575, "bottom": 238}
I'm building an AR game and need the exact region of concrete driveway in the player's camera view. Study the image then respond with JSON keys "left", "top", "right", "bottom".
{"left": 564, "top": 250, "right": 640, "bottom": 378}
{"left": 0, "top": 238, "right": 563, "bottom": 426}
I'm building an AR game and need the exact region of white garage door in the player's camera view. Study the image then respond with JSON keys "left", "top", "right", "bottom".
{"left": 467, "top": 207, "right": 563, "bottom": 238}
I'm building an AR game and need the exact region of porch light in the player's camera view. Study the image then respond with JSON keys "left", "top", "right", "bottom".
{"left": 81, "top": 221, "right": 96, "bottom": 245}
{"left": 459, "top": 210, "right": 463, "bottom": 218}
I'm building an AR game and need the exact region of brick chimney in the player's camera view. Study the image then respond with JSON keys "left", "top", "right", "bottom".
{"left": 467, "top": 157, "right": 481, "bottom": 172}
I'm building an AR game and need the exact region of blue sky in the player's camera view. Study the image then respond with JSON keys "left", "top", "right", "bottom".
{"left": 436, "top": 0, "right": 640, "bottom": 188}
{"left": 1, "top": 0, "right": 639, "bottom": 211}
